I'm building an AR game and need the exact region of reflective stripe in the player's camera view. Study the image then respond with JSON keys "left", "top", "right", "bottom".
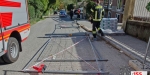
{"left": 102, "top": 8, "right": 104, "bottom": 11}
{"left": 93, "top": 19, "right": 101, "bottom": 21}
{"left": 93, "top": 5, "right": 103, "bottom": 21}
{"left": 95, "top": 5, "right": 101, "bottom": 9}
{"left": 91, "top": 9, "right": 94, "bottom": 12}
{"left": 98, "top": 28, "right": 100, "bottom": 30}
{"left": 92, "top": 31, "right": 96, "bottom": 34}
{"left": 95, "top": 11, "right": 97, "bottom": 20}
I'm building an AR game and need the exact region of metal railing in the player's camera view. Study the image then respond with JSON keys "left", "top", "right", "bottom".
{"left": 143, "top": 37, "right": 150, "bottom": 69}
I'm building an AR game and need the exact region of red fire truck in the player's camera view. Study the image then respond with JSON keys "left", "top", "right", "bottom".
{"left": 0, "top": 0, "right": 30, "bottom": 63}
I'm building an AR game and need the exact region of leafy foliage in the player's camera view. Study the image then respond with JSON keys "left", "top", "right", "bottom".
{"left": 28, "top": 5, "right": 35, "bottom": 19}
{"left": 28, "top": 0, "right": 48, "bottom": 22}
{"left": 49, "top": 0, "right": 56, "bottom": 5}
{"left": 77, "top": 0, "right": 82, "bottom": 2}
{"left": 86, "top": 1, "right": 95, "bottom": 15}
{"left": 35, "top": 0, "right": 44, "bottom": 10}
{"left": 146, "top": 2, "right": 150, "bottom": 12}
{"left": 35, "top": 9, "right": 42, "bottom": 18}
{"left": 44, "top": 10, "right": 50, "bottom": 16}
{"left": 28, "top": 0, "right": 34, "bottom": 4}
{"left": 41, "top": 0, "right": 49, "bottom": 11}
{"left": 27, "top": 0, "right": 76, "bottom": 24}
{"left": 67, "top": 4, "right": 75, "bottom": 11}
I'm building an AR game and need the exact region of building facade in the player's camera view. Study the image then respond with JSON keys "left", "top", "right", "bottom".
{"left": 104, "top": 0, "right": 126, "bottom": 23}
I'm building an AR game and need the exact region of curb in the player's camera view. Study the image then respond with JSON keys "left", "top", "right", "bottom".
{"left": 76, "top": 23, "right": 125, "bottom": 36}
{"left": 97, "top": 34, "right": 136, "bottom": 60}
{"left": 76, "top": 22, "right": 141, "bottom": 59}
{"left": 129, "top": 60, "right": 150, "bottom": 75}
{"left": 76, "top": 23, "right": 134, "bottom": 59}
{"left": 77, "top": 22, "right": 150, "bottom": 71}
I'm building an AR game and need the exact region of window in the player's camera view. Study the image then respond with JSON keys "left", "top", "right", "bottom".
{"left": 104, "top": 0, "right": 112, "bottom": 8}
{"left": 104, "top": 0, "right": 109, "bottom": 8}
{"left": 117, "top": 0, "right": 122, "bottom": 9}
{"left": 108, "top": 11, "right": 111, "bottom": 18}
{"left": 109, "top": 0, "right": 113, "bottom": 8}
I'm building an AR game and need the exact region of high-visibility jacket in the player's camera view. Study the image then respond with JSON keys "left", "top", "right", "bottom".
{"left": 91, "top": 4, "right": 104, "bottom": 21}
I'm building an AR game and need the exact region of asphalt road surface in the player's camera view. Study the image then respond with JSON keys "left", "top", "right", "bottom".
{"left": 0, "top": 15, "right": 133, "bottom": 75}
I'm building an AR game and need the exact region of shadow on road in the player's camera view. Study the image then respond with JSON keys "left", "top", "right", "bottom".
{"left": 3, "top": 70, "right": 40, "bottom": 75}
{"left": 2, "top": 15, "right": 108, "bottom": 75}
{"left": 0, "top": 58, "right": 8, "bottom": 65}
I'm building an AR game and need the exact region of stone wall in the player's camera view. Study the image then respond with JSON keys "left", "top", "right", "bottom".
{"left": 126, "top": 20, "right": 150, "bottom": 42}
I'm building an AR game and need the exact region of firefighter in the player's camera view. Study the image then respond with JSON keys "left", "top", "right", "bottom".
{"left": 70, "top": 9, "right": 74, "bottom": 20}
{"left": 90, "top": 0, "right": 104, "bottom": 41}
{"left": 77, "top": 9, "right": 81, "bottom": 20}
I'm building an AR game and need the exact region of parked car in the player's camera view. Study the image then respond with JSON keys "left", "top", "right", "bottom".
{"left": 59, "top": 9, "right": 67, "bottom": 17}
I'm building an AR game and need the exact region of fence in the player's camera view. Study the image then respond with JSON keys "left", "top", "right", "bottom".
{"left": 131, "top": 0, "right": 150, "bottom": 22}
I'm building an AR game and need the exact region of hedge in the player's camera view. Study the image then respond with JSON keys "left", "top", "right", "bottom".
{"left": 28, "top": 0, "right": 76, "bottom": 24}
{"left": 67, "top": 4, "right": 75, "bottom": 11}
{"left": 28, "top": 5, "right": 35, "bottom": 19}
{"left": 28, "top": 0, "right": 50, "bottom": 24}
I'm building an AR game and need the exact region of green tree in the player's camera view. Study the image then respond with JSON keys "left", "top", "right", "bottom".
{"left": 28, "top": 5, "right": 35, "bottom": 19}
{"left": 27, "top": 0, "right": 78, "bottom": 23}
{"left": 59, "top": 2, "right": 65, "bottom": 9}
{"left": 34, "top": 0, "right": 44, "bottom": 18}
{"left": 41, "top": 0, "right": 49, "bottom": 11}
{"left": 67, "top": 4, "right": 75, "bottom": 11}
{"left": 36, "top": 9, "right": 42, "bottom": 18}
{"left": 34, "top": 0, "right": 44, "bottom": 11}
{"left": 146, "top": 2, "right": 150, "bottom": 12}
{"left": 86, "top": 1, "right": 95, "bottom": 15}
{"left": 48, "top": 0, "right": 57, "bottom": 8}
{"left": 28, "top": 0, "right": 35, "bottom": 5}
{"left": 77, "top": 0, "right": 82, "bottom": 2}
{"left": 41, "top": 0, "right": 50, "bottom": 16}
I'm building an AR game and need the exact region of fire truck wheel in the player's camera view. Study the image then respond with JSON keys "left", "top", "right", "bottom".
{"left": 2, "top": 37, "right": 19, "bottom": 64}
